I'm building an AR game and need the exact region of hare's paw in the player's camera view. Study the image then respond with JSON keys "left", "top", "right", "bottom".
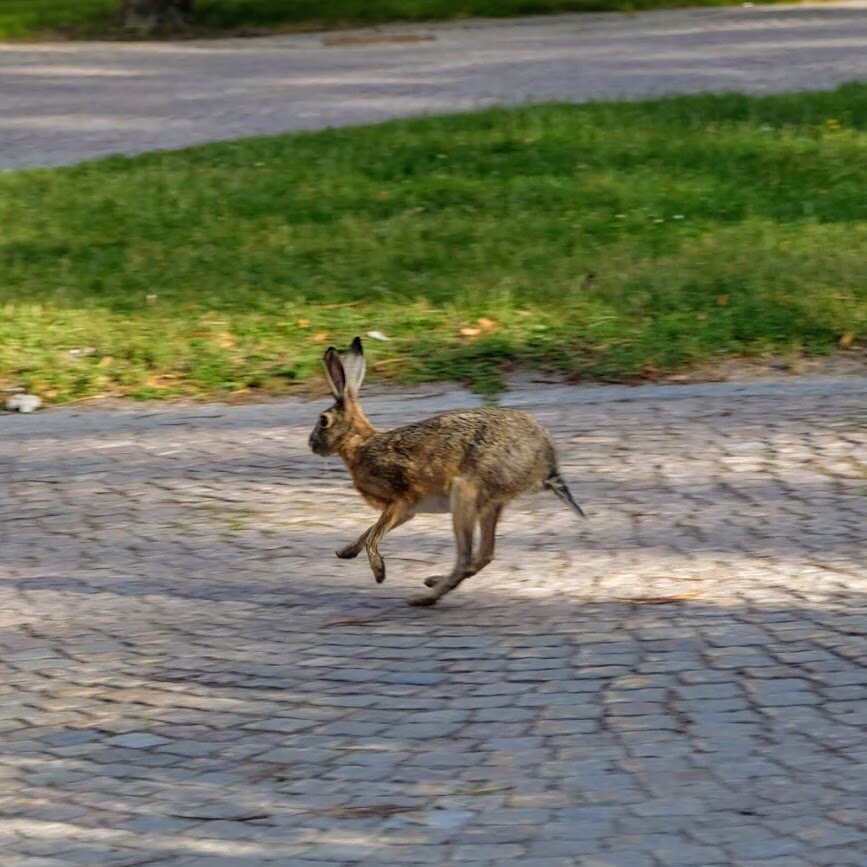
{"left": 370, "top": 554, "right": 386, "bottom": 584}
{"left": 423, "top": 574, "right": 445, "bottom": 588}
{"left": 336, "top": 543, "right": 360, "bottom": 560}
{"left": 408, "top": 591, "right": 439, "bottom": 607}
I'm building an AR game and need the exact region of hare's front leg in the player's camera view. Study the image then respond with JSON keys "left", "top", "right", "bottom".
{"left": 409, "top": 479, "right": 477, "bottom": 607}
{"left": 358, "top": 504, "right": 412, "bottom": 584}
{"left": 337, "top": 506, "right": 413, "bottom": 564}
{"left": 336, "top": 530, "right": 369, "bottom": 560}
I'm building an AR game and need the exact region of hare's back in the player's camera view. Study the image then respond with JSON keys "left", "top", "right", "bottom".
{"left": 372, "top": 407, "right": 554, "bottom": 496}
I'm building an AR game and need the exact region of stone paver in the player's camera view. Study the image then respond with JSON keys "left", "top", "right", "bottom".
{"left": 1, "top": 376, "right": 866, "bottom": 864}
{"left": 2, "top": 1, "right": 867, "bottom": 170}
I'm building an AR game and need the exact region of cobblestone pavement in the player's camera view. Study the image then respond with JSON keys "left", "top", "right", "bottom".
{"left": 1, "top": 377, "right": 866, "bottom": 865}
{"left": 2, "top": 1, "right": 867, "bottom": 170}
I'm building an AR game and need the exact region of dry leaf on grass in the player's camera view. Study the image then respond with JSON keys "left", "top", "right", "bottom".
{"left": 297, "top": 319, "right": 310, "bottom": 328}
{"left": 98, "top": 356, "right": 113, "bottom": 368}
{"left": 322, "top": 301, "right": 364, "bottom": 309}
{"left": 840, "top": 332, "right": 855, "bottom": 349}
{"left": 145, "top": 374, "right": 175, "bottom": 389}
{"left": 477, "top": 317, "right": 496, "bottom": 332}
{"left": 313, "top": 332, "right": 329, "bottom": 342}
{"left": 460, "top": 327, "right": 481, "bottom": 337}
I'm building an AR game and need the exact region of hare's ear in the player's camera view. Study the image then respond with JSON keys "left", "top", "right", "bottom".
{"left": 342, "top": 336, "right": 366, "bottom": 400}
{"left": 323, "top": 347, "right": 346, "bottom": 399}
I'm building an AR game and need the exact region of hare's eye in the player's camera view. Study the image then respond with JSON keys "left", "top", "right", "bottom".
{"left": 319, "top": 414, "right": 329, "bottom": 428}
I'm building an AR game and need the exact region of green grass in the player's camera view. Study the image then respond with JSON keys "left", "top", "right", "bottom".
{"left": 0, "top": 1, "right": 116, "bottom": 40}
{"left": 0, "top": 0, "right": 800, "bottom": 40}
{"left": 1, "top": 85, "right": 866, "bottom": 401}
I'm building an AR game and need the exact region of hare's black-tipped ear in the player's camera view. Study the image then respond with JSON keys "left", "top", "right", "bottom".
{"left": 323, "top": 347, "right": 345, "bottom": 399}
{"left": 342, "top": 336, "right": 366, "bottom": 400}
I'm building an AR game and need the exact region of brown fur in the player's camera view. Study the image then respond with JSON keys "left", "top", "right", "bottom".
{"left": 309, "top": 337, "right": 584, "bottom": 606}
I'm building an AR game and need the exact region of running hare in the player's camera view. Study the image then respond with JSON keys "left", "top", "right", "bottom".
{"left": 309, "top": 337, "right": 585, "bottom": 606}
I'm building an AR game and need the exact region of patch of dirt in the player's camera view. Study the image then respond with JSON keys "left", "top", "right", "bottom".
{"left": 507, "top": 348, "right": 867, "bottom": 390}
{"left": 658, "top": 349, "right": 867, "bottom": 384}
{"left": 20, "top": 349, "right": 867, "bottom": 413}
{"left": 322, "top": 31, "right": 436, "bottom": 46}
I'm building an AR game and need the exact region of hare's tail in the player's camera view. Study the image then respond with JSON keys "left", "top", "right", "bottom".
{"left": 544, "top": 472, "right": 586, "bottom": 519}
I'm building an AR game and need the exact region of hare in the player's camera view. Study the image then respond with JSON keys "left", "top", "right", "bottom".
{"left": 309, "top": 337, "right": 585, "bottom": 607}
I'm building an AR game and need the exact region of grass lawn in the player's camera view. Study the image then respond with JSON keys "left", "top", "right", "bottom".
{"left": 1, "top": 85, "right": 865, "bottom": 402}
{"left": 1, "top": 0, "right": 801, "bottom": 40}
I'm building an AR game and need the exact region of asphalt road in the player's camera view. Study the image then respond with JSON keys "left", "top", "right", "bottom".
{"left": 2, "top": 1, "right": 866, "bottom": 170}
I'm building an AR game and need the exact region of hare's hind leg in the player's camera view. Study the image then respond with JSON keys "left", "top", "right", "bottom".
{"left": 471, "top": 502, "right": 503, "bottom": 574}
{"left": 409, "top": 479, "right": 477, "bottom": 607}
{"left": 423, "top": 502, "right": 502, "bottom": 588}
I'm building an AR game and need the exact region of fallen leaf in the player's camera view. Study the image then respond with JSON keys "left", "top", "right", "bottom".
{"left": 170, "top": 809, "right": 269, "bottom": 821}
{"left": 313, "top": 804, "right": 415, "bottom": 818}
{"left": 458, "top": 784, "right": 514, "bottom": 795}
{"left": 323, "top": 32, "right": 434, "bottom": 46}
{"left": 717, "top": 294, "right": 729, "bottom": 306}
{"left": 219, "top": 333, "right": 234, "bottom": 349}
{"left": 98, "top": 356, "right": 113, "bottom": 368}
{"left": 477, "top": 317, "right": 496, "bottom": 332}
{"left": 366, "top": 330, "right": 391, "bottom": 341}
{"left": 313, "top": 332, "right": 329, "bottom": 342}
{"left": 323, "top": 617, "right": 385, "bottom": 628}
{"left": 617, "top": 591, "right": 700, "bottom": 605}
{"left": 840, "top": 332, "right": 855, "bottom": 349}
{"left": 297, "top": 319, "right": 310, "bottom": 328}
{"left": 460, "top": 327, "right": 481, "bottom": 337}
{"left": 322, "top": 301, "right": 364, "bottom": 309}
{"left": 145, "top": 374, "right": 175, "bottom": 389}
